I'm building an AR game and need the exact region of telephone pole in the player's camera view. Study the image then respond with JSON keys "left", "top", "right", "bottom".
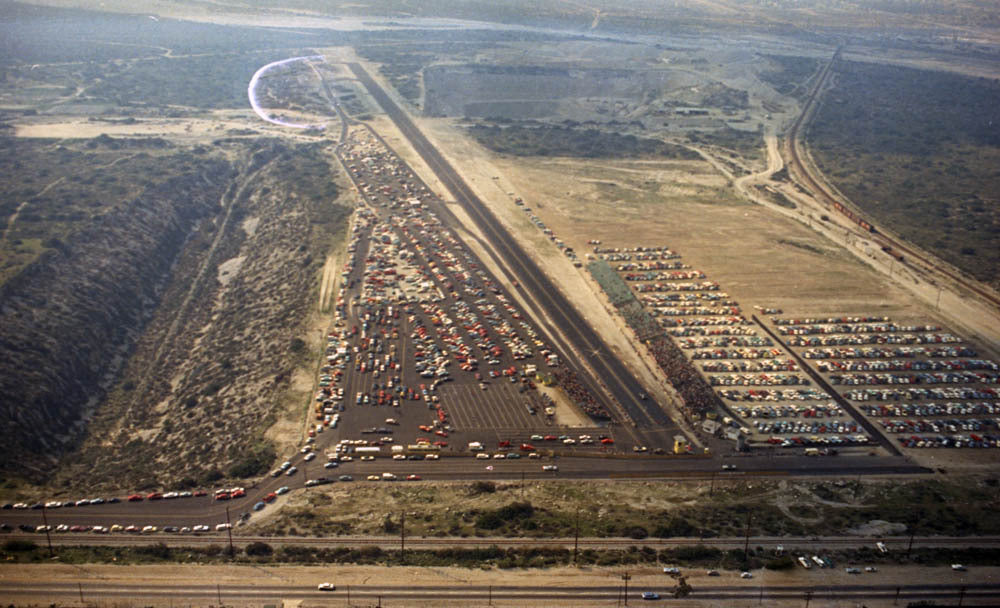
{"left": 743, "top": 511, "right": 752, "bottom": 562}
{"left": 573, "top": 506, "right": 580, "bottom": 564}
{"left": 400, "top": 510, "right": 406, "bottom": 564}
{"left": 40, "top": 505, "right": 53, "bottom": 557}
{"left": 225, "top": 506, "right": 234, "bottom": 557}
{"left": 621, "top": 571, "right": 631, "bottom": 607}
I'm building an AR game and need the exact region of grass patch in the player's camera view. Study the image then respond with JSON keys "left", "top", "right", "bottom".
{"left": 468, "top": 123, "right": 700, "bottom": 159}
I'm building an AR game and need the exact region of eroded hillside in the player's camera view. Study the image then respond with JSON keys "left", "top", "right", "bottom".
{"left": 0, "top": 149, "right": 234, "bottom": 479}
{"left": 51, "top": 140, "right": 350, "bottom": 491}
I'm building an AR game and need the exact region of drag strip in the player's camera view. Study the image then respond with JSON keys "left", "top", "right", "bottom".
{"left": 346, "top": 62, "right": 674, "bottom": 433}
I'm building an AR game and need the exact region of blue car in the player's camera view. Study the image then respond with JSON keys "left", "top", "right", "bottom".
{"left": 641, "top": 592, "right": 660, "bottom": 600}
{"left": 253, "top": 501, "right": 266, "bottom": 511}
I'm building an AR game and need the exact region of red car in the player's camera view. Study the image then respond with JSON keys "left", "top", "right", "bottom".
{"left": 230, "top": 489, "right": 246, "bottom": 499}
{"left": 193, "top": 490, "right": 207, "bottom": 497}
{"left": 520, "top": 444, "right": 536, "bottom": 452}
{"left": 147, "top": 492, "right": 163, "bottom": 500}
{"left": 498, "top": 440, "right": 511, "bottom": 448}
{"left": 214, "top": 492, "right": 231, "bottom": 501}
{"left": 126, "top": 494, "right": 143, "bottom": 502}
{"left": 406, "top": 474, "right": 421, "bottom": 481}
{"left": 433, "top": 440, "right": 448, "bottom": 447}
{"left": 543, "top": 435, "right": 557, "bottom": 441}
{"left": 263, "top": 492, "right": 277, "bottom": 503}
{"left": 600, "top": 437, "right": 615, "bottom": 445}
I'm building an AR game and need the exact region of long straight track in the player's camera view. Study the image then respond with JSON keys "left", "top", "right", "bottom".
{"left": 346, "top": 62, "right": 674, "bottom": 431}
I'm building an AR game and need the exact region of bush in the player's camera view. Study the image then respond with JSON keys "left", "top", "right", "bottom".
{"left": 627, "top": 526, "right": 649, "bottom": 540}
{"left": 764, "top": 555, "right": 795, "bottom": 570}
{"left": 469, "top": 480, "right": 497, "bottom": 495}
{"left": 3, "top": 539, "right": 37, "bottom": 552}
{"left": 245, "top": 541, "right": 273, "bottom": 556}
{"left": 228, "top": 441, "right": 276, "bottom": 479}
{"left": 476, "top": 502, "right": 534, "bottom": 530}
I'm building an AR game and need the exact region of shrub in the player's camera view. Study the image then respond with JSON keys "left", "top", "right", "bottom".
{"left": 3, "top": 539, "right": 37, "bottom": 552}
{"left": 469, "top": 480, "right": 497, "bottom": 495}
{"left": 228, "top": 441, "right": 276, "bottom": 479}
{"left": 245, "top": 542, "right": 273, "bottom": 556}
{"left": 764, "top": 555, "right": 795, "bottom": 570}
{"left": 627, "top": 526, "right": 649, "bottom": 540}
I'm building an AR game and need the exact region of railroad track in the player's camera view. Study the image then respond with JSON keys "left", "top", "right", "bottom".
{"left": 14, "top": 532, "right": 998, "bottom": 550}
{"left": 785, "top": 47, "right": 1000, "bottom": 310}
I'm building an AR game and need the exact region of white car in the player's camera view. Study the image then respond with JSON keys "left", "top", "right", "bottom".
{"left": 318, "top": 582, "right": 336, "bottom": 591}
{"left": 215, "top": 523, "right": 232, "bottom": 531}
{"left": 542, "top": 465, "right": 558, "bottom": 471}
{"left": 304, "top": 453, "right": 316, "bottom": 462}
{"left": 740, "top": 571, "right": 753, "bottom": 579}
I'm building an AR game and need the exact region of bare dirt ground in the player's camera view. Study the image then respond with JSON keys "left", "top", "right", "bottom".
{"left": 0, "top": 562, "right": 992, "bottom": 607}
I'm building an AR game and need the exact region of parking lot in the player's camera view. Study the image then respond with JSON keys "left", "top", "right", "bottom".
{"left": 295, "top": 122, "right": 656, "bottom": 477}
{"left": 770, "top": 316, "right": 1000, "bottom": 452}
{"left": 590, "top": 244, "right": 868, "bottom": 451}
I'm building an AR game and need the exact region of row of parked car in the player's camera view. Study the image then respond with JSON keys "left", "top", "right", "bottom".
{"left": 776, "top": 314, "right": 999, "bottom": 452}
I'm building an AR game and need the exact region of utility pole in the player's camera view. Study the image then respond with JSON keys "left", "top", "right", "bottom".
{"left": 709, "top": 471, "right": 716, "bottom": 496}
{"left": 804, "top": 590, "right": 813, "bottom": 608}
{"left": 217, "top": 583, "right": 222, "bottom": 605}
{"left": 959, "top": 586, "right": 966, "bottom": 607}
{"left": 573, "top": 506, "right": 580, "bottom": 564}
{"left": 400, "top": 510, "right": 406, "bottom": 564}
{"left": 907, "top": 530, "right": 915, "bottom": 558}
{"left": 226, "top": 506, "right": 234, "bottom": 557}
{"left": 743, "top": 511, "right": 752, "bottom": 562}
{"left": 40, "top": 505, "right": 53, "bottom": 557}
{"left": 78, "top": 582, "right": 84, "bottom": 602}
{"left": 488, "top": 584, "right": 492, "bottom": 606}
{"left": 621, "top": 571, "right": 631, "bottom": 607}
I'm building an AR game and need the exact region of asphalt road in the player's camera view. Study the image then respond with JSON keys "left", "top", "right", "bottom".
{"left": 0, "top": 452, "right": 926, "bottom": 529}
{"left": 5, "top": 580, "right": 997, "bottom": 604}
{"left": 345, "top": 62, "right": 675, "bottom": 439}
